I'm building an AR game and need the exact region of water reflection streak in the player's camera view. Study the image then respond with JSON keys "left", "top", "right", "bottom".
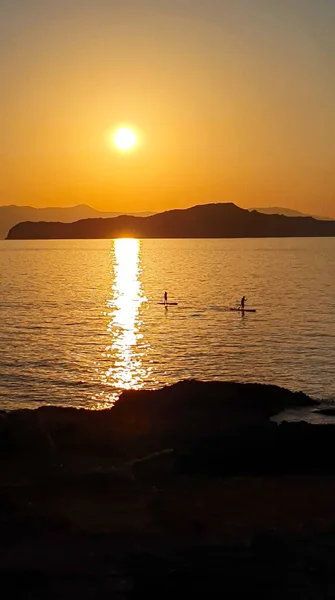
{"left": 95, "top": 238, "right": 150, "bottom": 407}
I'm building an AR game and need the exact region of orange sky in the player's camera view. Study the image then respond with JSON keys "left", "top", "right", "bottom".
{"left": 1, "top": 0, "right": 334, "bottom": 217}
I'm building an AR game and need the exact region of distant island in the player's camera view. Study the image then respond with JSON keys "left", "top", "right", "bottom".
{"left": 250, "top": 206, "right": 332, "bottom": 220}
{"left": 0, "top": 204, "right": 153, "bottom": 240}
{"left": 6, "top": 202, "right": 335, "bottom": 240}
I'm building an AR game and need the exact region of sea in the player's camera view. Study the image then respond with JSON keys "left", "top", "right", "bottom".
{"left": 1, "top": 237, "right": 335, "bottom": 412}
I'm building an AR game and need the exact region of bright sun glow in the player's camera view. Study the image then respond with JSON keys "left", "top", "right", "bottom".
{"left": 113, "top": 127, "right": 137, "bottom": 151}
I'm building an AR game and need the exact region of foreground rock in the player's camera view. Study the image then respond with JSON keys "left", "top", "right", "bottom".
{"left": 2, "top": 528, "right": 335, "bottom": 598}
{"left": 2, "top": 381, "right": 335, "bottom": 598}
{"left": 0, "top": 380, "right": 313, "bottom": 467}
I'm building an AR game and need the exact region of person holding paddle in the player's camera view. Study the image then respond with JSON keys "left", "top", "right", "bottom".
{"left": 241, "top": 296, "right": 247, "bottom": 310}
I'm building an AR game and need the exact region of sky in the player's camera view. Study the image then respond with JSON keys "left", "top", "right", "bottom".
{"left": 1, "top": 0, "right": 334, "bottom": 216}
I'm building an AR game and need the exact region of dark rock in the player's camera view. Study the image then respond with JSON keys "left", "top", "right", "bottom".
{"left": 125, "top": 537, "right": 312, "bottom": 598}
{"left": 315, "top": 408, "right": 335, "bottom": 417}
{"left": 3, "top": 384, "right": 335, "bottom": 598}
{"left": 111, "top": 380, "right": 313, "bottom": 446}
{"left": 177, "top": 421, "right": 335, "bottom": 477}
{"left": 0, "top": 380, "right": 314, "bottom": 458}
{"left": 130, "top": 449, "right": 175, "bottom": 480}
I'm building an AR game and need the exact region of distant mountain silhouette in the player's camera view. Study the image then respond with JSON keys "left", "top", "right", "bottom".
{"left": 6, "top": 203, "right": 335, "bottom": 240}
{"left": 251, "top": 206, "right": 332, "bottom": 220}
{"left": 0, "top": 204, "right": 153, "bottom": 239}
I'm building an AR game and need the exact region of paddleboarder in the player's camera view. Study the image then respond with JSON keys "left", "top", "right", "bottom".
{"left": 164, "top": 291, "right": 168, "bottom": 305}
{"left": 241, "top": 296, "right": 247, "bottom": 310}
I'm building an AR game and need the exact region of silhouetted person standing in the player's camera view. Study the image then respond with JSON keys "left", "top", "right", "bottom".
{"left": 241, "top": 296, "right": 246, "bottom": 310}
{"left": 164, "top": 291, "right": 168, "bottom": 304}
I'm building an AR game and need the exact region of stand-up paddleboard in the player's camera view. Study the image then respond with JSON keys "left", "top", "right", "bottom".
{"left": 157, "top": 302, "right": 178, "bottom": 306}
{"left": 229, "top": 307, "right": 256, "bottom": 313}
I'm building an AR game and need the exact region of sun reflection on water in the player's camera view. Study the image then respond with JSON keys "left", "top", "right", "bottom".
{"left": 93, "top": 238, "right": 151, "bottom": 408}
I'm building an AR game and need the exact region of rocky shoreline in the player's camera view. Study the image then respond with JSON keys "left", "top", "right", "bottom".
{"left": 2, "top": 380, "right": 335, "bottom": 597}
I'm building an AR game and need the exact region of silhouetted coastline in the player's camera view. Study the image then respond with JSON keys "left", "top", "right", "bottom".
{"left": 2, "top": 380, "right": 335, "bottom": 596}
{"left": 6, "top": 202, "right": 335, "bottom": 239}
{"left": 0, "top": 204, "right": 154, "bottom": 240}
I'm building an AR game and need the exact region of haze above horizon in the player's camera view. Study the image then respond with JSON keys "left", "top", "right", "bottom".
{"left": 1, "top": 0, "right": 334, "bottom": 217}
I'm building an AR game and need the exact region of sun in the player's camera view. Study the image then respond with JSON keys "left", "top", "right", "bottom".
{"left": 113, "top": 127, "right": 137, "bottom": 152}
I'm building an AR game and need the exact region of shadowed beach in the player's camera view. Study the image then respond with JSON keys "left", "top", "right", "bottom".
{"left": 2, "top": 380, "right": 335, "bottom": 597}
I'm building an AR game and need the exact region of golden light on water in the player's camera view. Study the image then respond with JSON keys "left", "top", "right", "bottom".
{"left": 109, "top": 238, "right": 143, "bottom": 390}
{"left": 94, "top": 238, "right": 151, "bottom": 407}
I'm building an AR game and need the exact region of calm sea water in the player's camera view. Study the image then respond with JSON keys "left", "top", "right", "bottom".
{"left": 0, "top": 238, "right": 335, "bottom": 411}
